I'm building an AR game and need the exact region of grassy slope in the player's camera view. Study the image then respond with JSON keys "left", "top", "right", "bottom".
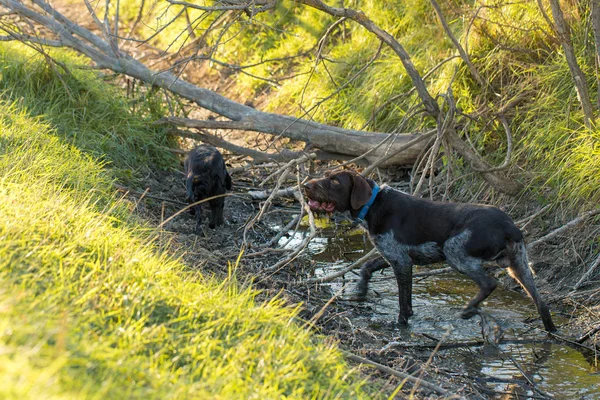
{"left": 0, "top": 44, "right": 367, "bottom": 399}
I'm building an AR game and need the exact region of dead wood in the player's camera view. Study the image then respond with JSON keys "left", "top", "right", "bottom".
{"left": 0, "top": 0, "right": 527, "bottom": 194}
{"left": 380, "top": 338, "right": 553, "bottom": 351}
{"left": 263, "top": 178, "right": 317, "bottom": 273}
{"left": 342, "top": 351, "right": 451, "bottom": 396}
{"left": 527, "top": 208, "right": 600, "bottom": 250}
{"left": 296, "top": 0, "right": 521, "bottom": 194}
{"left": 246, "top": 187, "right": 299, "bottom": 201}
{"left": 298, "top": 248, "right": 378, "bottom": 285}
{"left": 573, "top": 253, "right": 600, "bottom": 290}
{"left": 576, "top": 323, "right": 600, "bottom": 344}
{"left": 548, "top": 0, "right": 595, "bottom": 128}
{"left": 162, "top": 116, "right": 428, "bottom": 167}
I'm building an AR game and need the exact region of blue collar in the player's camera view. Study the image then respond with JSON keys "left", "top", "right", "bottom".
{"left": 356, "top": 184, "right": 380, "bottom": 221}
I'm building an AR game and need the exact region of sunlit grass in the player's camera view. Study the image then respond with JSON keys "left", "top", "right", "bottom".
{"left": 0, "top": 45, "right": 369, "bottom": 398}
{"left": 0, "top": 43, "right": 176, "bottom": 183}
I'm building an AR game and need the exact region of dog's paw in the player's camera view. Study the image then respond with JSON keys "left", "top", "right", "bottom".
{"left": 459, "top": 307, "right": 479, "bottom": 319}
{"left": 353, "top": 282, "right": 368, "bottom": 301}
{"left": 396, "top": 314, "right": 411, "bottom": 327}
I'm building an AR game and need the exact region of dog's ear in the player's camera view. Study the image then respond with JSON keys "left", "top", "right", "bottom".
{"left": 350, "top": 173, "right": 372, "bottom": 210}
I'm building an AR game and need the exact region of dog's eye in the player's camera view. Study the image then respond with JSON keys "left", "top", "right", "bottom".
{"left": 331, "top": 178, "right": 340, "bottom": 185}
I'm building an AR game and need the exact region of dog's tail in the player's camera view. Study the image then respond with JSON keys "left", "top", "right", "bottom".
{"left": 506, "top": 239, "right": 557, "bottom": 332}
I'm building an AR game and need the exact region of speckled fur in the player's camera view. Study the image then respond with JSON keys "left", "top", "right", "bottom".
{"left": 304, "top": 170, "right": 557, "bottom": 331}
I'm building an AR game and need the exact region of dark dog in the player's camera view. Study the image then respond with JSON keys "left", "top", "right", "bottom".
{"left": 184, "top": 145, "right": 232, "bottom": 233}
{"left": 303, "top": 170, "right": 556, "bottom": 332}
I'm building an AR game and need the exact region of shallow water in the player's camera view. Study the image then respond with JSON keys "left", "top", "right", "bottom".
{"left": 279, "top": 221, "right": 600, "bottom": 399}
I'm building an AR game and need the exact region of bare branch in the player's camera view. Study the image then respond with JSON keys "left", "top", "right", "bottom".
{"left": 167, "top": 0, "right": 274, "bottom": 13}
{"left": 297, "top": 0, "right": 440, "bottom": 117}
{"left": 547, "top": 0, "right": 595, "bottom": 128}
{"left": 527, "top": 208, "right": 600, "bottom": 250}
{"left": 429, "top": 0, "right": 490, "bottom": 91}
{"left": 0, "top": 31, "right": 63, "bottom": 46}
{"left": 158, "top": 116, "right": 429, "bottom": 166}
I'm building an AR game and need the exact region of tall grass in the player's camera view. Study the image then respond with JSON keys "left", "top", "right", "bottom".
{"left": 0, "top": 44, "right": 176, "bottom": 183}
{"left": 0, "top": 44, "right": 368, "bottom": 398}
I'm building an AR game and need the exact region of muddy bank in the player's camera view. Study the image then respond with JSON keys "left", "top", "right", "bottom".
{"left": 128, "top": 165, "right": 599, "bottom": 399}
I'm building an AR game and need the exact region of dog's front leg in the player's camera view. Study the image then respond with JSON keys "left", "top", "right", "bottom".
{"left": 208, "top": 198, "right": 225, "bottom": 229}
{"left": 194, "top": 202, "right": 203, "bottom": 234}
{"left": 356, "top": 257, "right": 389, "bottom": 301}
{"left": 391, "top": 260, "right": 413, "bottom": 326}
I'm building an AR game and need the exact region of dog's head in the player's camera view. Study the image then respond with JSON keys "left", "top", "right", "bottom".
{"left": 303, "top": 170, "right": 372, "bottom": 214}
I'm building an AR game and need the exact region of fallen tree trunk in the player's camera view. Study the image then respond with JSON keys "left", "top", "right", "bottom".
{"left": 162, "top": 117, "right": 431, "bottom": 166}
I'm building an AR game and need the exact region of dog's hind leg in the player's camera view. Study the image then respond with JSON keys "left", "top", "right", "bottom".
{"left": 356, "top": 257, "right": 389, "bottom": 301}
{"left": 444, "top": 231, "right": 497, "bottom": 319}
{"left": 507, "top": 241, "right": 557, "bottom": 332}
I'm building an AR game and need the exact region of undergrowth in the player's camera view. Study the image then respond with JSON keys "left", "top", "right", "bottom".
{"left": 0, "top": 44, "right": 368, "bottom": 399}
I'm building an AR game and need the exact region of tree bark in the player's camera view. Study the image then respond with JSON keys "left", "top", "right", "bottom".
{"left": 162, "top": 117, "right": 429, "bottom": 166}
{"left": 548, "top": 0, "right": 595, "bottom": 127}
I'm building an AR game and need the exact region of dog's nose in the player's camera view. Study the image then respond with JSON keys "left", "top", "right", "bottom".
{"left": 303, "top": 181, "right": 314, "bottom": 191}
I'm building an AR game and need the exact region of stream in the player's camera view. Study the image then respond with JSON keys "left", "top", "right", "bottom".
{"left": 279, "top": 219, "right": 600, "bottom": 399}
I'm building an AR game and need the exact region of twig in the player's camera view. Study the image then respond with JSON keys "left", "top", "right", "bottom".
{"left": 576, "top": 323, "right": 600, "bottom": 344}
{"left": 527, "top": 208, "right": 600, "bottom": 250}
{"left": 305, "top": 282, "right": 350, "bottom": 328}
{"left": 342, "top": 351, "right": 450, "bottom": 396}
{"left": 506, "top": 354, "right": 555, "bottom": 399}
{"left": 380, "top": 338, "right": 552, "bottom": 351}
{"left": 471, "top": 114, "right": 513, "bottom": 173}
{"left": 539, "top": 328, "right": 599, "bottom": 353}
{"left": 262, "top": 176, "right": 318, "bottom": 272}
{"left": 260, "top": 153, "right": 316, "bottom": 187}
{"left": 246, "top": 187, "right": 299, "bottom": 201}
{"left": 573, "top": 253, "right": 600, "bottom": 290}
{"left": 297, "top": 248, "right": 378, "bottom": 284}
{"left": 158, "top": 193, "right": 234, "bottom": 229}
{"left": 265, "top": 214, "right": 302, "bottom": 248}
{"left": 114, "top": 184, "right": 188, "bottom": 206}
{"left": 362, "top": 131, "right": 435, "bottom": 176}
{"left": 515, "top": 204, "right": 551, "bottom": 229}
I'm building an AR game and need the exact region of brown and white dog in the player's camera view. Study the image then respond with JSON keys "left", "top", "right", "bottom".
{"left": 303, "top": 170, "right": 556, "bottom": 332}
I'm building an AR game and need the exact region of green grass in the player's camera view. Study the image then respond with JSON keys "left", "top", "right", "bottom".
{"left": 0, "top": 44, "right": 368, "bottom": 399}
{"left": 0, "top": 44, "right": 176, "bottom": 183}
